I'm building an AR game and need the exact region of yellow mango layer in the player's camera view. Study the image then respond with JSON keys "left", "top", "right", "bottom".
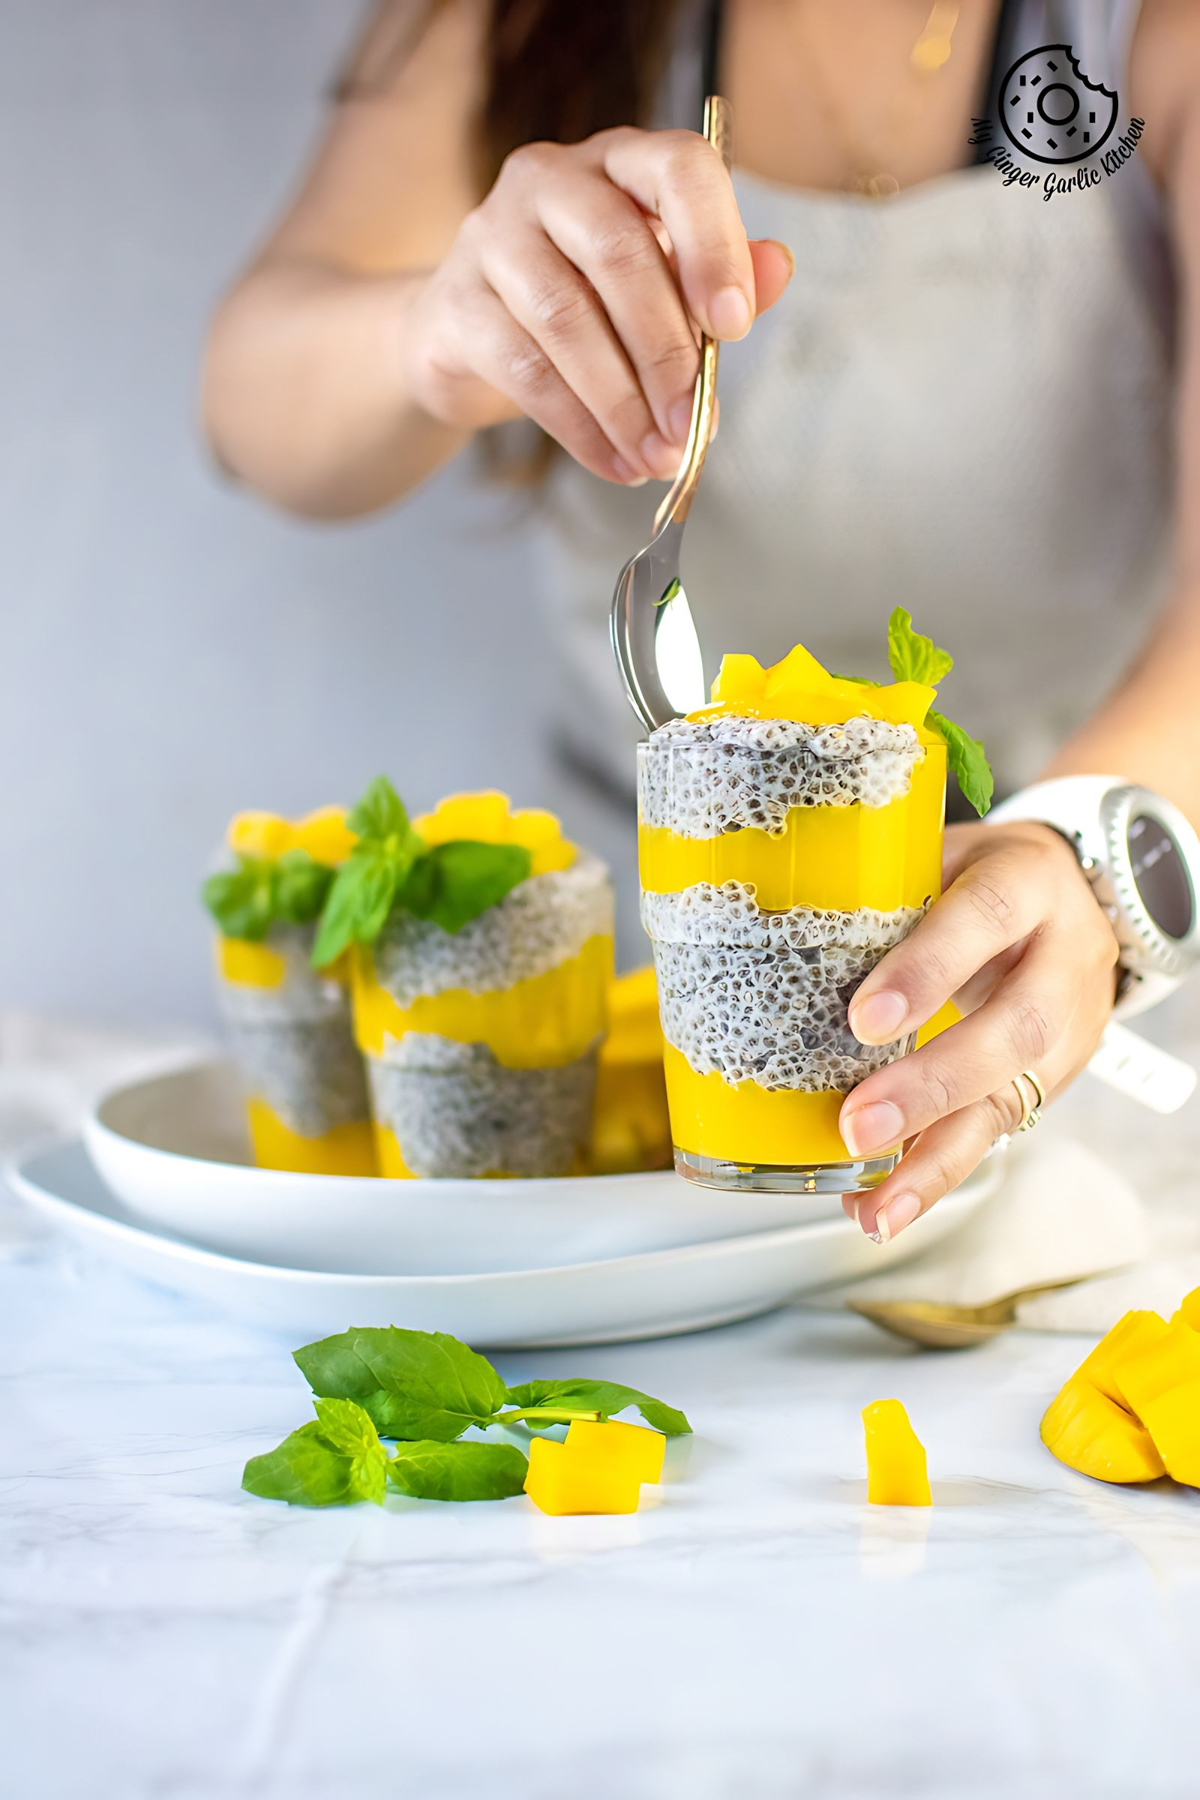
{"left": 351, "top": 933, "right": 612, "bottom": 1072}
{"left": 862, "top": 1399, "right": 932, "bottom": 1506}
{"left": 523, "top": 1437, "right": 643, "bottom": 1516}
{"left": 1040, "top": 1377, "right": 1166, "bottom": 1484}
{"left": 565, "top": 1419, "right": 666, "bottom": 1485}
{"left": 245, "top": 1098, "right": 378, "bottom": 1177}
{"left": 218, "top": 937, "right": 286, "bottom": 989}
{"left": 663, "top": 1044, "right": 880, "bottom": 1168}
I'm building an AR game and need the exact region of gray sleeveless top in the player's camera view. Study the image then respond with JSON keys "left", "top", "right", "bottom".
{"left": 535, "top": 0, "right": 1173, "bottom": 802}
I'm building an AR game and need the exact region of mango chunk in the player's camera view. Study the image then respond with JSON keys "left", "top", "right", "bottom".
{"left": 523, "top": 1437, "right": 642, "bottom": 1515}
{"left": 227, "top": 810, "right": 294, "bottom": 861}
{"left": 1040, "top": 1377, "right": 1165, "bottom": 1484}
{"left": 1075, "top": 1310, "right": 1171, "bottom": 1408}
{"left": 1138, "top": 1377, "right": 1200, "bottom": 1487}
{"left": 565, "top": 1419, "right": 666, "bottom": 1486}
{"left": 861, "top": 680, "right": 937, "bottom": 730}
{"left": 1111, "top": 1319, "right": 1200, "bottom": 1421}
{"left": 414, "top": 791, "right": 575, "bottom": 877}
{"left": 1179, "top": 1286, "right": 1200, "bottom": 1332}
{"left": 763, "top": 641, "right": 836, "bottom": 702}
{"left": 862, "top": 1399, "right": 932, "bottom": 1506}
{"left": 711, "top": 653, "right": 766, "bottom": 709}
{"left": 291, "top": 805, "right": 356, "bottom": 868}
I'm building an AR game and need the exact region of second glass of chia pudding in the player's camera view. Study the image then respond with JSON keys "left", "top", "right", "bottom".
{"left": 638, "top": 647, "right": 946, "bottom": 1194}
{"left": 353, "top": 793, "right": 614, "bottom": 1178}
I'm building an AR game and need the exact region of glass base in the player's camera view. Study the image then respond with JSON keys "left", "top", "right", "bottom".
{"left": 674, "top": 1147, "right": 899, "bottom": 1195}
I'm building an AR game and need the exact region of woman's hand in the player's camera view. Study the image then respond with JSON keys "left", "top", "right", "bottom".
{"left": 404, "top": 127, "right": 793, "bottom": 485}
{"left": 839, "top": 821, "right": 1120, "bottom": 1243}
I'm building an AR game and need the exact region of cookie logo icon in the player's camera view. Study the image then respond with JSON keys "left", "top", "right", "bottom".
{"left": 999, "top": 44, "right": 1118, "bottom": 165}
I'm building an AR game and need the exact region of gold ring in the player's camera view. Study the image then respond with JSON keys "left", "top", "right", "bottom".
{"left": 1011, "top": 1069, "right": 1045, "bottom": 1133}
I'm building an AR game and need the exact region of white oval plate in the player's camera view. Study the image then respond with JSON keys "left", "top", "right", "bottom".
{"left": 84, "top": 1061, "right": 880, "bottom": 1275}
{"left": 9, "top": 1139, "right": 993, "bottom": 1348}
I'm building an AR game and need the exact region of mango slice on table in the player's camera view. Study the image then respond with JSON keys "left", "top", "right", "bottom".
{"left": 862, "top": 1399, "right": 932, "bottom": 1506}
{"left": 565, "top": 1419, "right": 666, "bottom": 1486}
{"left": 1136, "top": 1377, "right": 1200, "bottom": 1487}
{"left": 523, "top": 1436, "right": 643, "bottom": 1516}
{"left": 1040, "top": 1378, "right": 1165, "bottom": 1484}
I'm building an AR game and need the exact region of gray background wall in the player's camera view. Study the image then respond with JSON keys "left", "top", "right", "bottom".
{"left": 0, "top": 0, "right": 626, "bottom": 1029}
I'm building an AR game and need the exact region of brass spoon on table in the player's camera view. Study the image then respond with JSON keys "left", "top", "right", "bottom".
{"left": 610, "top": 93, "right": 731, "bottom": 730}
{"left": 848, "top": 1279, "right": 1083, "bottom": 1350}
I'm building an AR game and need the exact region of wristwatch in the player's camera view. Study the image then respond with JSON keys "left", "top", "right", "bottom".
{"left": 988, "top": 776, "right": 1200, "bottom": 1113}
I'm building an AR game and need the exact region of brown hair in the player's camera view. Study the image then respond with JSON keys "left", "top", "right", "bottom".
{"left": 341, "top": 1, "right": 687, "bottom": 478}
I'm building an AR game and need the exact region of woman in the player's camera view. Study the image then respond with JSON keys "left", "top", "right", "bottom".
{"left": 203, "top": 0, "right": 1200, "bottom": 1242}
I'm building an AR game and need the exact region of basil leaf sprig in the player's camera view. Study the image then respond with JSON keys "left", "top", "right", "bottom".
{"left": 242, "top": 1326, "right": 691, "bottom": 1508}
{"left": 312, "top": 776, "right": 534, "bottom": 968}
{"left": 203, "top": 849, "right": 334, "bottom": 942}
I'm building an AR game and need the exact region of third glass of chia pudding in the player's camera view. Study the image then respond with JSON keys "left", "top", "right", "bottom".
{"left": 351, "top": 791, "right": 614, "bottom": 1178}
{"left": 638, "top": 642, "right": 946, "bottom": 1194}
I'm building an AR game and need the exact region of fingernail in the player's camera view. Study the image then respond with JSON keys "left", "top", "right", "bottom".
{"left": 639, "top": 430, "right": 680, "bottom": 479}
{"left": 841, "top": 1100, "right": 904, "bottom": 1159}
{"left": 851, "top": 990, "right": 909, "bottom": 1045}
{"left": 668, "top": 396, "right": 696, "bottom": 444}
{"left": 769, "top": 238, "right": 796, "bottom": 278}
{"left": 708, "top": 286, "right": 753, "bottom": 339}
{"left": 611, "top": 456, "right": 648, "bottom": 487}
{"left": 873, "top": 1191, "right": 922, "bottom": 1245}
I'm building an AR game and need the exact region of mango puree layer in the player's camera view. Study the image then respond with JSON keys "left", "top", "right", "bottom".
{"left": 646, "top": 745, "right": 945, "bottom": 1170}
{"left": 245, "top": 1098, "right": 378, "bottom": 1177}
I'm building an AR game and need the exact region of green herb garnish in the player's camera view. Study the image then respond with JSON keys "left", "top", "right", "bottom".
{"left": 655, "top": 576, "right": 682, "bottom": 608}
{"left": 202, "top": 848, "right": 334, "bottom": 942}
{"left": 242, "top": 1327, "right": 690, "bottom": 1508}
{"left": 885, "top": 608, "right": 993, "bottom": 817}
{"left": 311, "top": 777, "right": 534, "bottom": 968}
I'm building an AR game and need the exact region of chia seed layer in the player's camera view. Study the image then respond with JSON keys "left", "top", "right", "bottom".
{"left": 643, "top": 882, "right": 924, "bottom": 1094}
{"left": 367, "top": 1036, "right": 599, "bottom": 1177}
{"left": 638, "top": 714, "right": 922, "bottom": 839}
{"left": 372, "top": 851, "right": 613, "bottom": 1008}
{"left": 216, "top": 924, "right": 371, "bottom": 1137}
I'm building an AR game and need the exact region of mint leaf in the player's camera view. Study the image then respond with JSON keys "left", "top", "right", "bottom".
{"left": 202, "top": 857, "right": 277, "bottom": 941}
{"left": 654, "top": 576, "right": 681, "bottom": 609}
{"left": 295, "top": 1327, "right": 510, "bottom": 1442}
{"left": 503, "top": 1379, "right": 691, "bottom": 1438}
{"left": 241, "top": 1398, "right": 388, "bottom": 1507}
{"left": 312, "top": 846, "right": 400, "bottom": 968}
{"left": 349, "top": 774, "right": 411, "bottom": 843}
{"left": 928, "top": 709, "right": 994, "bottom": 817}
{"left": 886, "top": 608, "right": 954, "bottom": 687}
{"left": 405, "top": 841, "right": 533, "bottom": 935}
{"left": 275, "top": 850, "right": 334, "bottom": 926}
{"left": 387, "top": 1440, "right": 528, "bottom": 1502}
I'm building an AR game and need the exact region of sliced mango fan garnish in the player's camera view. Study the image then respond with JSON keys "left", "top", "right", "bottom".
{"left": 698, "top": 608, "right": 994, "bottom": 817}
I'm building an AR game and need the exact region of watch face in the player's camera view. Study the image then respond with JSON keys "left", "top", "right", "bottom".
{"left": 1128, "top": 814, "right": 1194, "bottom": 941}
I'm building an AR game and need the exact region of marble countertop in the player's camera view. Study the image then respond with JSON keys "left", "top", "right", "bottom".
{"left": 4, "top": 1236, "right": 1199, "bottom": 1800}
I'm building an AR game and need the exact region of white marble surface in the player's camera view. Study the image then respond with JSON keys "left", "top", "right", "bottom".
{"left": 3, "top": 1236, "right": 1199, "bottom": 1800}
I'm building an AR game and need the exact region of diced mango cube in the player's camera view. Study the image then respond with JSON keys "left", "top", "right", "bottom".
{"left": 1075, "top": 1310, "right": 1171, "bottom": 1408}
{"left": 291, "top": 805, "right": 356, "bottom": 868}
{"left": 523, "top": 1436, "right": 642, "bottom": 1515}
{"left": 1138, "top": 1377, "right": 1200, "bottom": 1487}
{"left": 1040, "top": 1377, "right": 1165, "bottom": 1484}
{"left": 863, "top": 680, "right": 937, "bottom": 730}
{"left": 565, "top": 1419, "right": 666, "bottom": 1485}
{"left": 1112, "top": 1319, "right": 1200, "bottom": 1421}
{"left": 711, "top": 653, "right": 766, "bottom": 709}
{"left": 227, "top": 810, "right": 293, "bottom": 860}
{"left": 862, "top": 1399, "right": 932, "bottom": 1506}
{"left": 1179, "top": 1286, "right": 1200, "bottom": 1332}
{"left": 763, "top": 642, "right": 835, "bottom": 701}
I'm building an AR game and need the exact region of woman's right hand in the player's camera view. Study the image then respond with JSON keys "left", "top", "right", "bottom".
{"left": 403, "top": 127, "right": 794, "bottom": 485}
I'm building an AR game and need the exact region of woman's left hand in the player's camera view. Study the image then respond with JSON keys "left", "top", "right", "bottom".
{"left": 839, "top": 820, "right": 1120, "bottom": 1243}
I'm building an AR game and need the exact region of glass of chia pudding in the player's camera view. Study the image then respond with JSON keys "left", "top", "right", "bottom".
{"left": 638, "top": 645, "right": 946, "bottom": 1194}
{"left": 207, "top": 809, "right": 377, "bottom": 1176}
{"left": 352, "top": 793, "right": 614, "bottom": 1178}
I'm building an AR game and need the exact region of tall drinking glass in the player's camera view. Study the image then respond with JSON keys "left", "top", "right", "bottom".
{"left": 638, "top": 713, "right": 946, "bottom": 1193}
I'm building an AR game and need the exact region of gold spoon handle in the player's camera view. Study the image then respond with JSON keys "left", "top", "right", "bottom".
{"left": 653, "top": 94, "right": 733, "bottom": 534}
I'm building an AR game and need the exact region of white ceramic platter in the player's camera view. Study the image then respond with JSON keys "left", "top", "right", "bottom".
{"left": 9, "top": 1139, "right": 992, "bottom": 1347}
{"left": 84, "top": 1061, "right": 867, "bottom": 1275}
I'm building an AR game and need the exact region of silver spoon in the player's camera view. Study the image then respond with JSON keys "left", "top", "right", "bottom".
{"left": 611, "top": 94, "right": 731, "bottom": 732}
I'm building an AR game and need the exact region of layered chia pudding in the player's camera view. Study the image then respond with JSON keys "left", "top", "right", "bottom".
{"left": 207, "top": 809, "right": 376, "bottom": 1176}
{"left": 351, "top": 792, "right": 614, "bottom": 1178}
{"left": 638, "top": 644, "right": 947, "bottom": 1193}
